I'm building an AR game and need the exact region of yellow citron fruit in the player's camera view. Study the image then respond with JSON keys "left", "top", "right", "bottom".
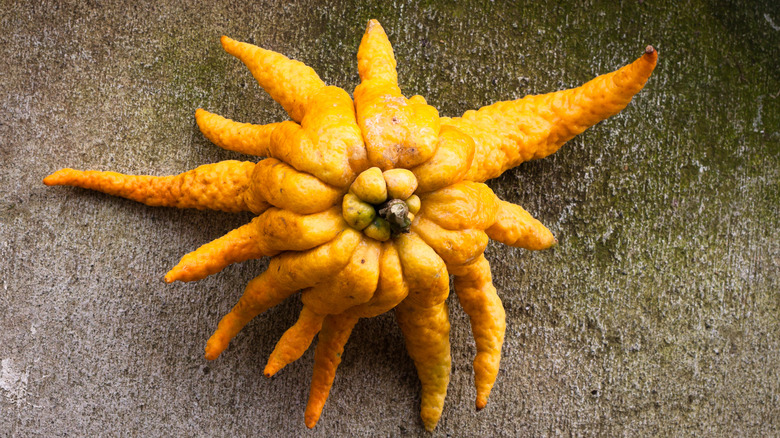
{"left": 350, "top": 167, "right": 387, "bottom": 204}
{"left": 405, "top": 195, "right": 421, "bottom": 215}
{"left": 342, "top": 193, "right": 375, "bottom": 230}
{"left": 44, "top": 17, "right": 657, "bottom": 431}
{"left": 363, "top": 217, "right": 391, "bottom": 241}
{"left": 382, "top": 168, "right": 418, "bottom": 200}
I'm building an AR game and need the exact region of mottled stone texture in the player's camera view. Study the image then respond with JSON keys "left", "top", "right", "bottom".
{"left": 1, "top": 1, "right": 778, "bottom": 436}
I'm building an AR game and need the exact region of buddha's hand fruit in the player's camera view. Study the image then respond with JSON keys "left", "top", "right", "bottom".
{"left": 44, "top": 19, "right": 656, "bottom": 431}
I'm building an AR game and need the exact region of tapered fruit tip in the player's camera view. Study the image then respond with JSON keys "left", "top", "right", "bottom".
{"left": 263, "top": 363, "right": 277, "bottom": 378}
{"left": 304, "top": 413, "right": 319, "bottom": 429}
{"left": 476, "top": 397, "right": 487, "bottom": 411}
{"left": 643, "top": 45, "right": 658, "bottom": 64}
{"left": 204, "top": 340, "right": 222, "bottom": 361}
{"left": 220, "top": 35, "right": 235, "bottom": 50}
{"left": 43, "top": 170, "right": 65, "bottom": 186}
{"left": 163, "top": 269, "right": 179, "bottom": 283}
{"left": 421, "top": 411, "right": 439, "bottom": 432}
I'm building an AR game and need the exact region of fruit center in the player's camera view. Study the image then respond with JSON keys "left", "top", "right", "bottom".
{"left": 341, "top": 167, "right": 420, "bottom": 241}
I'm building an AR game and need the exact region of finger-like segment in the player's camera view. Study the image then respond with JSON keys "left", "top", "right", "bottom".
{"left": 302, "top": 237, "right": 381, "bottom": 315}
{"left": 204, "top": 229, "right": 362, "bottom": 360}
{"left": 395, "top": 299, "right": 451, "bottom": 432}
{"left": 165, "top": 207, "right": 345, "bottom": 283}
{"left": 165, "top": 217, "right": 267, "bottom": 284}
{"left": 253, "top": 207, "right": 347, "bottom": 254}
{"left": 270, "top": 91, "right": 365, "bottom": 189}
{"left": 304, "top": 314, "right": 359, "bottom": 429}
{"left": 444, "top": 47, "right": 658, "bottom": 182}
{"left": 354, "top": 81, "right": 441, "bottom": 170}
{"left": 344, "top": 241, "right": 409, "bottom": 319}
{"left": 394, "top": 232, "right": 449, "bottom": 308}
{"left": 449, "top": 255, "right": 505, "bottom": 410}
{"left": 195, "top": 108, "right": 278, "bottom": 156}
{"left": 221, "top": 36, "right": 325, "bottom": 122}
{"left": 264, "top": 305, "right": 325, "bottom": 377}
{"left": 357, "top": 19, "right": 398, "bottom": 85}
{"left": 269, "top": 121, "right": 328, "bottom": 183}
{"left": 249, "top": 158, "right": 344, "bottom": 214}
{"left": 486, "top": 200, "right": 557, "bottom": 250}
{"left": 411, "top": 125, "right": 475, "bottom": 194}
{"left": 300, "top": 86, "right": 368, "bottom": 185}
{"left": 44, "top": 161, "right": 267, "bottom": 214}
{"left": 418, "top": 181, "right": 498, "bottom": 231}
{"left": 412, "top": 217, "right": 489, "bottom": 268}
{"left": 354, "top": 21, "right": 440, "bottom": 170}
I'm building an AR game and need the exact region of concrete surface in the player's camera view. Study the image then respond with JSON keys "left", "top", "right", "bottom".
{"left": 2, "top": 0, "right": 778, "bottom": 436}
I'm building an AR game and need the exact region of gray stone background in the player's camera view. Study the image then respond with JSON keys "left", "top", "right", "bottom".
{"left": 2, "top": 0, "right": 778, "bottom": 436}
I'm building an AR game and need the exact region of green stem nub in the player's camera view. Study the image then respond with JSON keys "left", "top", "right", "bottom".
{"left": 378, "top": 199, "right": 411, "bottom": 234}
